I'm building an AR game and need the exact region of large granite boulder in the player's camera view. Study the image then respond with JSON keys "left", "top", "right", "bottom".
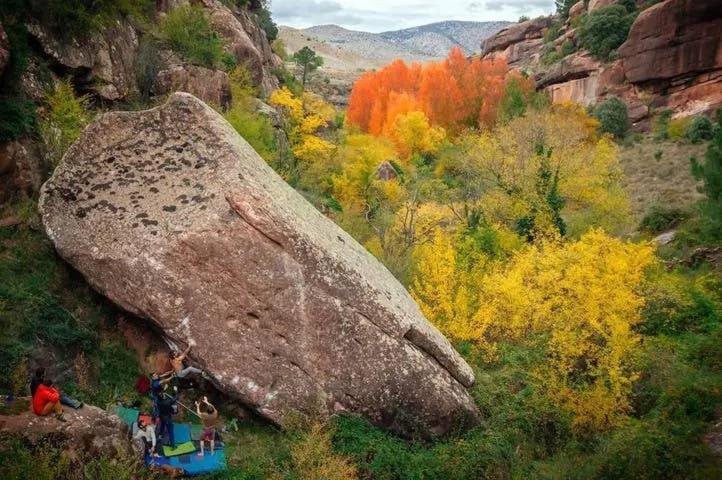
{"left": 39, "top": 93, "right": 478, "bottom": 437}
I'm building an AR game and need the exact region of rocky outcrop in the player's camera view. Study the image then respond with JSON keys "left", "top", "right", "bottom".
{"left": 616, "top": 0, "right": 722, "bottom": 117}
{"left": 26, "top": 19, "right": 139, "bottom": 101}
{"left": 39, "top": 93, "right": 479, "bottom": 438}
{"left": 482, "top": 0, "right": 722, "bottom": 127}
{"left": 197, "top": 0, "right": 280, "bottom": 96}
{"left": 0, "top": 402, "right": 131, "bottom": 458}
{"left": 154, "top": 58, "right": 232, "bottom": 109}
{"left": 0, "top": 22, "right": 9, "bottom": 78}
{"left": 482, "top": 17, "right": 551, "bottom": 70}
{"left": 482, "top": 16, "right": 552, "bottom": 57}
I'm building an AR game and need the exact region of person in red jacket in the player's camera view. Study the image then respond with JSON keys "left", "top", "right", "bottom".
{"left": 32, "top": 379, "right": 65, "bottom": 422}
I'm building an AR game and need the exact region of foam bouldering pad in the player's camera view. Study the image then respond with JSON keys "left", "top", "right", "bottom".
{"left": 170, "top": 450, "right": 226, "bottom": 476}
{"left": 162, "top": 441, "right": 196, "bottom": 457}
{"left": 115, "top": 406, "right": 139, "bottom": 427}
{"left": 172, "top": 423, "right": 192, "bottom": 444}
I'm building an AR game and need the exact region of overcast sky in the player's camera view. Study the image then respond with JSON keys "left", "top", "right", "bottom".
{"left": 271, "top": 0, "right": 555, "bottom": 32}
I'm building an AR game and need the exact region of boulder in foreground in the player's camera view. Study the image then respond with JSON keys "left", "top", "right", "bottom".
{"left": 39, "top": 93, "right": 478, "bottom": 437}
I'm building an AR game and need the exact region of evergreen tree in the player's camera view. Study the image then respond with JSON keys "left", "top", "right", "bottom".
{"left": 691, "top": 124, "right": 722, "bottom": 239}
{"left": 292, "top": 46, "right": 324, "bottom": 89}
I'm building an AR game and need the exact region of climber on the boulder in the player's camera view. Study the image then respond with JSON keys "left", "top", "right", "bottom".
{"left": 170, "top": 345, "right": 205, "bottom": 379}
{"left": 195, "top": 395, "right": 218, "bottom": 456}
{"left": 32, "top": 379, "right": 66, "bottom": 422}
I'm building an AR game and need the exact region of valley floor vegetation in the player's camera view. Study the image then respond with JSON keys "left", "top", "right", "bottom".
{"left": 1, "top": 38, "right": 721, "bottom": 479}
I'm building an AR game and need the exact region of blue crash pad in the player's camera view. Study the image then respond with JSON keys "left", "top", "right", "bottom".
{"left": 146, "top": 449, "right": 226, "bottom": 476}
{"left": 173, "top": 450, "right": 227, "bottom": 476}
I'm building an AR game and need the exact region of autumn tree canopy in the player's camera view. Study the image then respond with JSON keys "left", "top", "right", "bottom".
{"left": 346, "top": 48, "right": 530, "bottom": 136}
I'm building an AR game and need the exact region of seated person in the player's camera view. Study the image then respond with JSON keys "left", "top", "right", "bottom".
{"left": 195, "top": 396, "right": 219, "bottom": 456}
{"left": 133, "top": 417, "right": 158, "bottom": 457}
{"left": 32, "top": 379, "right": 65, "bottom": 422}
{"left": 31, "top": 367, "right": 83, "bottom": 409}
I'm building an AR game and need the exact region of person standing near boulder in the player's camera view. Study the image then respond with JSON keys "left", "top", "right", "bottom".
{"left": 157, "top": 385, "right": 178, "bottom": 448}
{"left": 195, "top": 396, "right": 218, "bottom": 456}
{"left": 32, "top": 379, "right": 65, "bottom": 422}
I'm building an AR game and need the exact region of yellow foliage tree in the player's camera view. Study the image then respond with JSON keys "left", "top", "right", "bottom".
{"left": 438, "top": 103, "right": 630, "bottom": 239}
{"left": 414, "top": 229, "right": 655, "bottom": 432}
{"left": 269, "top": 87, "right": 336, "bottom": 184}
{"left": 386, "top": 110, "right": 446, "bottom": 162}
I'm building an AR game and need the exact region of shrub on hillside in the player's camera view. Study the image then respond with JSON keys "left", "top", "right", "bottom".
{"left": 640, "top": 205, "right": 689, "bottom": 234}
{"left": 686, "top": 115, "right": 714, "bottom": 143}
{"left": 653, "top": 109, "right": 673, "bottom": 140}
{"left": 578, "top": 5, "right": 635, "bottom": 61}
{"left": 667, "top": 116, "right": 692, "bottom": 141}
{"left": 161, "top": 4, "right": 225, "bottom": 68}
{"left": 591, "top": 96, "right": 629, "bottom": 139}
{"left": 39, "top": 80, "right": 92, "bottom": 166}
{"left": 691, "top": 125, "right": 722, "bottom": 240}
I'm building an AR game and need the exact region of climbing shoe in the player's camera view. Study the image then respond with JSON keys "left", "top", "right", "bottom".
{"left": 56, "top": 414, "right": 67, "bottom": 423}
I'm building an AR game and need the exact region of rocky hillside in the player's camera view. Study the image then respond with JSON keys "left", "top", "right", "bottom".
{"left": 482, "top": 0, "right": 722, "bottom": 129}
{"left": 0, "top": 0, "right": 283, "bottom": 204}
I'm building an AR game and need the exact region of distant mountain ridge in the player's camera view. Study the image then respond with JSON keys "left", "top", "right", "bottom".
{"left": 280, "top": 20, "right": 511, "bottom": 70}
{"left": 380, "top": 21, "right": 512, "bottom": 57}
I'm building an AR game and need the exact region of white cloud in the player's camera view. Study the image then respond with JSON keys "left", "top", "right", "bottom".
{"left": 271, "top": 0, "right": 555, "bottom": 32}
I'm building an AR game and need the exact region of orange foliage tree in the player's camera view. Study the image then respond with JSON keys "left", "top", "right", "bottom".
{"left": 346, "top": 48, "right": 526, "bottom": 135}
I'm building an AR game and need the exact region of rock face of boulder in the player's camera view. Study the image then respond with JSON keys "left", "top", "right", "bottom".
{"left": 0, "top": 403, "right": 131, "bottom": 458}
{"left": 39, "top": 93, "right": 478, "bottom": 437}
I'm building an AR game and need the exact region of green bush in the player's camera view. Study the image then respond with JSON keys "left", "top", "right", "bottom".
{"left": 578, "top": 5, "right": 635, "bottom": 61}
{"left": 640, "top": 205, "right": 689, "bottom": 233}
{"left": 271, "top": 38, "right": 288, "bottom": 60}
{"left": 686, "top": 115, "right": 714, "bottom": 143}
{"left": 38, "top": 80, "right": 92, "bottom": 166}
{"left": 1, "top": 0, "right": 155, "bottom": 37}
{"left": 653, "top": 109, "right": 673, "bottom": 140}
{"left": 591, "top": 96, "right": 629, "bottom": 139}
{"left": 161, "top": 4, "right": 225, "bottom": 68}
{"left": 691, "top": 124, "right": 722, "bottom": 240}
{"left": 560, "top": 39, "right": 576, "bottom": 57}
{"left": 667, "top": 116, "right": 692, "bottom": 141}
{"left": 543, "top": 21, "right": 562, "bottom": 43}
{"left": 0, "top": 96, "right": 37, "bottom": 143}
{"left": 254, "top": 7, "right": 278, "bottom": 42}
